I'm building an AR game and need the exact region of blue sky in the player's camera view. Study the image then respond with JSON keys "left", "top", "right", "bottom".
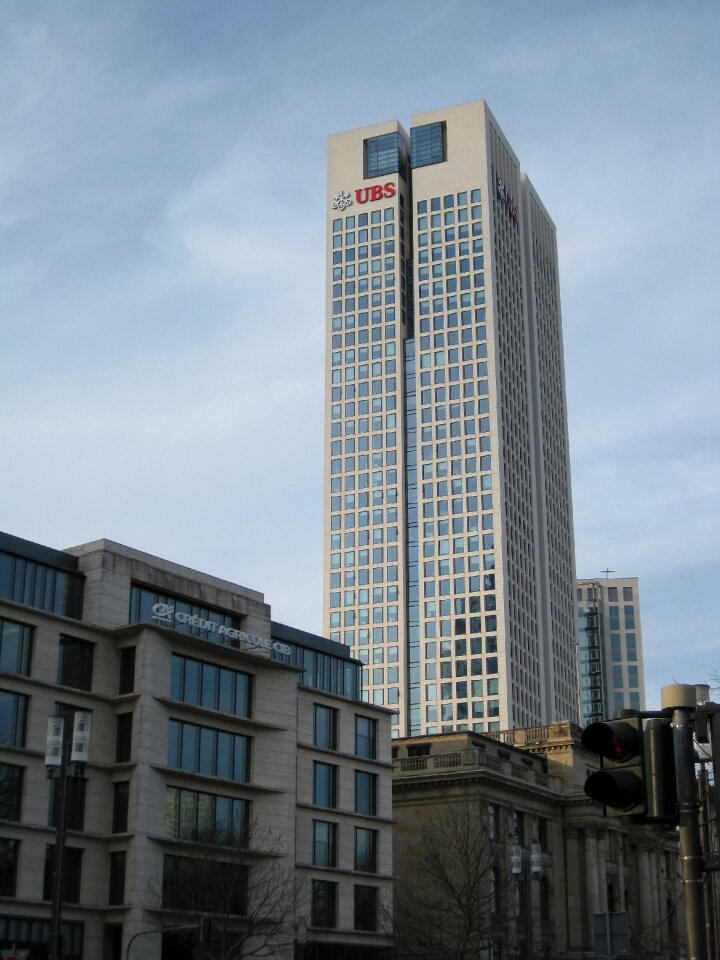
{"left": 2, "top": 0, "right": 718, "bottom": 707}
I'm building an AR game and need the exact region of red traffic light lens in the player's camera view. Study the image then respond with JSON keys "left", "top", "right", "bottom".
{"left": 581, "top": 720, "right": 641, "bottom": 762}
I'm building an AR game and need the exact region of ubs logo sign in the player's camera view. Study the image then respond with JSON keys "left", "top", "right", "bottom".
{"left": 496, "top": 175, "right": 519, "bottom": 222}
{"left": 331, "top": 182, "right": 396, "bottom": 210}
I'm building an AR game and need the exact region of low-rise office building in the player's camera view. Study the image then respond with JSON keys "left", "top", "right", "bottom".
{"left": 392, "top": 725, "right": 682, "bottom": 960}
{"left": 0, "top": 531, "right": 393, "bottom": 960}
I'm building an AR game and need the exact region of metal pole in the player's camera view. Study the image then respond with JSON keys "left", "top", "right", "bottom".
{"left": 49, "top": 738, "right": 70, "bottom": 960}
{"left": 663, "top": 684, "right": 708, "bottom": 960}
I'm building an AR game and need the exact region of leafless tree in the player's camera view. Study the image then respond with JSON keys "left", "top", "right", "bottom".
{"left": 393, "top": 798, "right": 512, "bottom": 960}
{"left": 161, "top": 823, "right": 298, "bottom": 960}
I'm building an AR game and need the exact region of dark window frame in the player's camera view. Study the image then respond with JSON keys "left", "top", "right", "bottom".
{"left": 354, "top": 770, "right": 377, "bottom": 816}
{"left": 115, "top": 713, "right": 133, "bottom": 763}
{"left": 0, "top": 763, "right": 23, "bottom": 821}
{"left": 112, "top": 781, "right": 129, "bottom": 834}
{"left": 312, "top": 819, "right": 338, "bottom": 868}
{"left": 57, "top": 636, "right": 94, "bottom": 691}
{"left": 355, "top": 715, "right": 378, "bottom": 759}
{"left": 313, "top": 704, "right": 338, "bottom": 751}
{"left": 311, "top": 879, "right": 337, "bottom": 928}
{"left": 108, "top": 851, "right": 126, "bottom": 905}
{"left": 0, "top": 616, "right": 32, "bottom": 676}
{"left": 313, "top": 761, "right": 338, "bottom": 809}
{"left": 0, "top": 838, "right": 19, "bottom": 896}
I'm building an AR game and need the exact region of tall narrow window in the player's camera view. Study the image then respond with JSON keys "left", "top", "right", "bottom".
{"left": 355, "top": 771, "right": 377, "bottom": 816}
{"left": 0, "top": 838, "right": 19, "bottom": 896}
{"left": 313, "top": 762, "right": 337, "bottom": 809}
{"left": 0, "top": 763, "right": 23, "bottom": 820}
{"left": 118, "top": 647, "right": 136, "bottom": 694}
{"left": 355, "top": 715, "right": 377, "bottom": 759}
{"left": 58, "top": 636, "right": 94, "bottom": 691}
{"left": 311, "top": 879, "right": 337, "bottom": 928}
{"left": 44, "top": 845, "right": 83, "bottom": 903}
{"left": 314, "top": 705, "right": 338, "bottom": 750}
{"left": 312, "top": 820, "right": 338, "bottom": 867}
{"left": 49, "top": 776, "right": 86, "bottom": 831}
{"left": 0, "top": 690, "right": 27, "bottom": 746}
{"left": 354, "top": 884, "right": 378, "bottom": 931}
{"left": 109, "top": 852, "right": 126, "bottom": 905}
{"left": 112, "top": 781, "right": 130, "bottom": 833}
{"left": 116, "top": 713, "right": 133, "bottom": 763}
{"left": 354, "top": 827, "right": 377, "bottom": 872}
{"left": 0, "top": 616, "right": 32, "bottom": 675}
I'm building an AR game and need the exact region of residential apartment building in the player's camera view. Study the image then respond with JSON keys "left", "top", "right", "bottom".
{"left": 576, "top": 576, "right": 646, "bottom": 725}
{"left": 0, "top": 531, "right": 393, "bottom": 960}
{"left": 324, "top": 100, "right": 578, "bottom": 739}
{"left": 392, "top": 725, "right": 682, "bottom": 959}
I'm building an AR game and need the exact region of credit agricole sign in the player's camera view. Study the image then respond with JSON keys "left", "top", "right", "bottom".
{"left": 151, "top": 602, "right": 291, "bottom": 656}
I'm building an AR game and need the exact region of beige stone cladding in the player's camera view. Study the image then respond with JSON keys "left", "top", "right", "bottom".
{"left": 0, "top": 532, "right": 392, "bottom": 960}
{"left": 324, "top": 101, "right": 579, "bottom": 743}
{"left": 392, "top": 725, "right": 682, "bottom": 959}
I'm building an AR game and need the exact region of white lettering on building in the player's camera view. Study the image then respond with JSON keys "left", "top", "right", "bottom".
{"left": 151, "top": 603, "right": 291, "bottom": 656}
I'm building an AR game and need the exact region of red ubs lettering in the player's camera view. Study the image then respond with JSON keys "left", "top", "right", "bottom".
{"left": 355, "top": 182, "right": 396, "bottom": 204}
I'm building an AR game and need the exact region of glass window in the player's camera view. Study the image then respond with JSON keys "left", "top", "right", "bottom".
{"left": 354, "top": 884, "right": 378, "bottom": 931}
{"left": 170, "top": 654, "right": 251, "bottom": 718}
{"left": 0, "top": 616, "right": 32, "bottom": 675}
{"left": 43, "top": 845, "right": 82, "bottom": 903}
{"left": 0, "top": 690, "right": 27, "bottom": 746}
{"left": 355, "top": 715, "right": 377, "bottom": 759}
{"left": 311, "top": 879, "right": 337, "bottom": 928}
{"left": 129, "top": 584, "right": 242, "bottom": 649}
{"left": 313, "top": 762, "right": 337, "bottom": 808}
{"left": 167, "top": 719, "right": 250, "bottom": 782}
{"left": 57, "top": 637, "right": 94, "bottom": 691}
{"left": 112, "top": 781, "right": 129, "bottom": 833}
{"left": 0, "top": 550, "right": 83, "bottom": 618}
{"left": 0, "top": 838, "right": 19, "bottom": 896}
{"left": 49, "top": 776, "right": 86, "bottom": 831}
{"left": 365, "top": 132, "right": 408, "bottom": 180}
{"left": 411, "top": 122, "right": 446, "bottom": 168}
{"left": 0, "top": 763, "right": 23, "bottom": 820}
{"left": 118, "top": 646, "right": 136, "bottom": 694}
{"left": 314, "top": 705, "right": 338, "bottom": 750}
{"left": 115, "top": 713, "right": 133, "bottom": 763}
{"left": 355, "top": 770, "right": 377, "bottom": 816}
{"left": 165, "top": 786, "right": 248, "bottom": 847}
{"left": 108, "top": 852, "right": 126, "bottom": 905}
{"left": 162, "top": 855, "right": 247, "bottom": 913}
{"left": 312, "top": 820, "right": 337, "bottom": 867}
{"left": 354, "top": 827, "right": 377, "bottom": 872}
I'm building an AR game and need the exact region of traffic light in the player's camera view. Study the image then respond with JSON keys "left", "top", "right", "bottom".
{"left": 198, "top": 917, "right": 212, "bottom": 943}
{"left": 581, "top": 715, "right": 678, "bottom": 824}
{"left": 582, "top": 716, "right": 645, "bottom": 816}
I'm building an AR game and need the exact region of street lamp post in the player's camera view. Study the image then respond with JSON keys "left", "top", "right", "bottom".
{"left": 45, "top": 713, "right": 91, "bottom": 960}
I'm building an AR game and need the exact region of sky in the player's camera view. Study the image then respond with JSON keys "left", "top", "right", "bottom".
{"left": 1, "top": 0, "right": 718, "bottom": 709}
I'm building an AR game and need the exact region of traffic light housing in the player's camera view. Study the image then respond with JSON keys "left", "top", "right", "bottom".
{"left": 582, "top": 716, "right": 645, "bottom": 816}
{"left": 198, "top": 917, "right": 212, "bottom": 943}
{"left": 581, "top": 715, "right": 677, "bottom": 824}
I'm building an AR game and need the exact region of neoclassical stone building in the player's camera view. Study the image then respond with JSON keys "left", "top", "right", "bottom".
{"left": 392, "top": 723, "right": 682, "bottom": 959}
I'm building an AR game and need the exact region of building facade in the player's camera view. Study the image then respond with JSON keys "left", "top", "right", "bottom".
{"left": 0, "top": 531, "right": 393, "bottom": 960}
{"left": 392, "top": 725, "right": 682, "bottom": 959}
{"left": 576, "top": 577, "right": 646, "bottom": 726}
{"left": 323, "top": 100, "right": 578, "bottom": 739}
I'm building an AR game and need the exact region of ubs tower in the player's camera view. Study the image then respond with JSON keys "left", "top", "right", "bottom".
{"left": 324, "top": 101, "right": 578, "bottom": 739}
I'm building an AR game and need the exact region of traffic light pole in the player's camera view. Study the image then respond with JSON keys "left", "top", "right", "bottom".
{"left": 663, "top": 684, "right": 708, "bottom": 960}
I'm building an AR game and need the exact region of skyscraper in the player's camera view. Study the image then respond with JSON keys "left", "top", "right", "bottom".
{"left": 324, "top": 101, "right": 578, "bottom": 738}
{"left": 576, "top": 576, "right": 646, "bottom": 725}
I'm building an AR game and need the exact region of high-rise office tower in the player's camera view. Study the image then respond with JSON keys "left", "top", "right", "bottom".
{"left": 324, "top": 101, "right": 578, "bottom": 738}
{"left": 576, "top": 576, "right": 646, "bottom": 725}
